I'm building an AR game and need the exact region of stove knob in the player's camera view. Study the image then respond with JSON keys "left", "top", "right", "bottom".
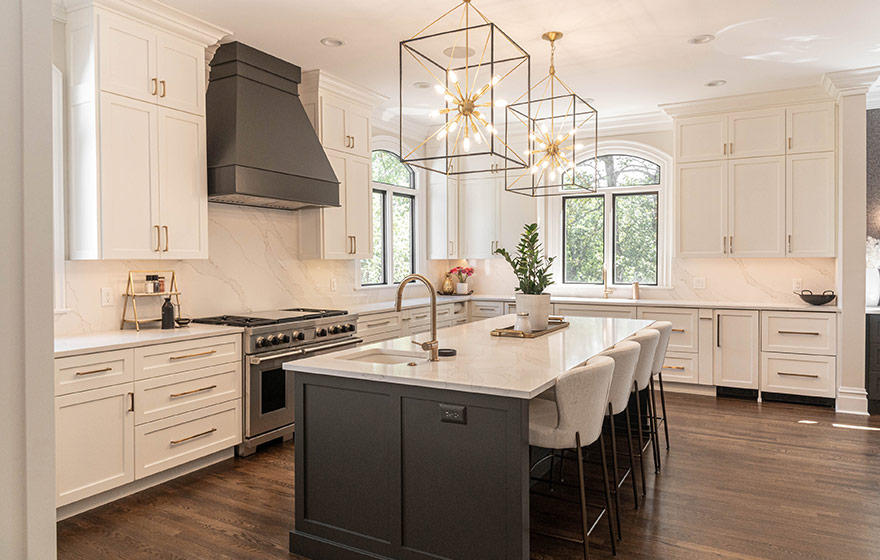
{"left": 344, "top": 323, "right": 355, "bottom": 333}
{"left": 329, "top": 325, "right": 341, "bottom": 335}
{"left": 316, "top": 328, "right": 327, "bottom": 337}
{"left": 280, "top": 334, "right": 291, "bottom": 343}
{"left": 256, "top": 337, "right": 268, "bottom": 348}
{"left": 268, "top": 335, "right": 280, "bottom": 345}
{"left": 292, "top": 330, "right": 305, "bottom": 341}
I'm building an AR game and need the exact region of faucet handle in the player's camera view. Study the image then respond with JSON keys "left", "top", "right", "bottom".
{"left": 412, "top": 339, "right": 438, "bottom": 351}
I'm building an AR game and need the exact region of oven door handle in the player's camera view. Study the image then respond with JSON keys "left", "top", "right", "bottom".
{"left": 301, "top": 338, "right": 364, "bottom": 355}
{"left": 249, "top": 349, "right": 306, "bottom": 365}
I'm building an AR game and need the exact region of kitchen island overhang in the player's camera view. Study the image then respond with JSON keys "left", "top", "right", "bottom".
{"left": 285, "top": 315, "right": 652, "bottom": 560}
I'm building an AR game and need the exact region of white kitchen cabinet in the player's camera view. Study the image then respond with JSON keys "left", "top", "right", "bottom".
{"left": 637, "top": 307, "right": 699, "bottom": 353}
{"left": 299, "top": 153, "right": 372, "bottom": 259}
{"left": 675, "top": 114, "right": 727, "bottom": 163}
{"left": 786, "top": 152, "right": 836, "bottom": 257}
{"left": 458, "top": 174, "right": 536, "bottom": 259}
{"left": 786, "top": 102, "right": 835, "bottom": 154}
{"left": 315, "top": 90, "right": 372, "bottom": 159}
{"left": 67, "top": 4, "right": 218, "bottom": 260}
{"left": 427, "top": 173, "right": 460, "bottom": 259}
{"left": 727, "top": 156, "right": 786, "bottom": 257}
{"left": 498, "top": 185, "right": 537, "bottom": 254}
{"left": 676, "top": 161, "right": 728, "bottom": 258}
{"left": 727, "top": 108, "right": 786, "bottom": 159}
{"left": 554, "top": 304, "right": 637, "bottom": 319}
{"left": 713, "top": 309, "right": 759, "bottom": 389}
{"left": 658, "top": 353, "right": 700, "bottom": 384}
{"left": 761, "top": 353, "right": 836, "bottom": 398}
{"left": 56, "top": 384, "right": 135, "bottom": 507}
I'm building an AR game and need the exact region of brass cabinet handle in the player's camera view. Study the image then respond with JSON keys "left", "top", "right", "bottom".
{"left": 663, "top": 365, "right": 686, "bottom": 370}
{"left": 169, "top": 349, "right": 217, "bottom": 361}
{"left": 671, "top": 328, "right": 685, "bottom": 333}
{"left": 448, "top": 241, "right": 454, "bottom": 255}
{"left": 162, "top": 225, "right": 169, "bottom": 252}
{"left": 353, "top": 236, "right": 357, "bottom": 254}
{"left": 788, "top": 137, "right": 792, "bottom": 150}
{"left": 170, "top": 427, "right": 217, "bottom": 446}
{"left": 414, "top": 314, "right": 428, "bottom": 320}
{"left": 151, "top": 78, "right": 158, "bottom": 96}
{"left": 351, "top": 135, "right": 355, "bottom": 150}
{"left": 75, "top": 366, "right": 113, "bottom": 376}
{"left": 729, "top": 142, "right": 733, "bottom": 154}
{"left": 155, "top": 225, "right": 161, "bottom": 252}
{"left": 777, "top": 330, "right": 820, "bottom": 336}
{"left": 366, "top": 319, "right": 391, "bottom": 328}
{"left": 778, "top": 371, "right": 820, "bottom": 379}
{"left": 128, "top": 392, "right": 135, "bottom": 412}
{"left": 723, "top": 143, "right": 727, "bottom": 155}
{"left": 170, "top": 385, "right": 217, "bottom": 399}
{"left": 787, "top": 234, "right": 792, "bottom": 253}
{"left": 159, "top": 80, "right": 166, "bottom": 98}
{"left": 723, "top": 236, "right": 728, "bottom": 254}
{"left": 729, "top": 236, "right": 734, "bottom": 253}
{"left": 478, "top": 307, "right": 496, "bottom": 311}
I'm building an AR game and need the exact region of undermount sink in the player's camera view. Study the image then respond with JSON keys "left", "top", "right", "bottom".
{"left": 342, "top": 349, "right": 427, "bottom": 365}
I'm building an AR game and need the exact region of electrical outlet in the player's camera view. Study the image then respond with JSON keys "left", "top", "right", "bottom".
{"left": 792, "top": 278, "right": 803, "bottom": 292}
{"left": 100, "top": 287, "right": 114, "bottom": 307}
{"left": 693, "top": 277, "right": 706, "bottom": 290}
{"left": 330, "top": 277, "right": 337, "bottom": 292}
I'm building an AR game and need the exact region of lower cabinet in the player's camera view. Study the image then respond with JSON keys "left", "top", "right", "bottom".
{"left": 761, "top": 352, "right": 835, "bottom": 398}
{"left": 658, "top": 352, "right": 700, "bottom": 384}
{"left": 554, "top": 304, "right": 637, "bottom": 319}
{"left": 713, "top": 309, "right": 760, "bottom": 389}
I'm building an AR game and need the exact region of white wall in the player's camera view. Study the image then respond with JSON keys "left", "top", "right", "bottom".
{"left": 468, "top": 128, "right": 837, "bottom": 304}
{"left": 1, "top": 0, "right": 56, "bottom": 557}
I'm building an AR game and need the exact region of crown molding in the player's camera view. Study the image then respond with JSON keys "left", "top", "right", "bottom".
{"left": 372, "top": 114, "right": 430, "bottom": 147}
{"left": 660, "top": 84, "right": 832, "bottom": 118}
{"left": 597, "top": 111, "right": 671, "bottom": 135}
{"left": 61, "top": 0, "right": 230, "bottom": 46}
{"left": 822, "top": 66, "right": 880, "bottom": 101}
{"left": 301, "top": 69, "right": 388, "bottom": 110}
{"left": 868, "top": 87, "right": 880, "bottom": 111}
{"left": 52, "top": 0, "right": 67, "bottom": 21}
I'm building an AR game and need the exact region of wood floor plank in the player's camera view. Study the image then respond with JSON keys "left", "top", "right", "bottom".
{"left": 57, "top": 393, "right": 880, "bottom": 559}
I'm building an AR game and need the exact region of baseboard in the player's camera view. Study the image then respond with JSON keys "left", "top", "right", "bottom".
{"left": 761, "top": 392, "right": 834, "bottom": 408}
{"left": 659, "top": 381, "right": 716, "bottom": 396}
{"left": 835, "top": 386, "right": 869, "bottom": 415}
{"left": 56, "top": 448, "right": 235, "bottom": 521}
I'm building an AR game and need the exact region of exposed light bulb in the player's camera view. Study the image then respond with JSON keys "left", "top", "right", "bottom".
{"left": 530, "top": 165, "right": 539, "bottom": 174}
{"left": 522, "top": 148, "right": 531, "bottom": 156}
{"left": 494, "top": 99, "right": 508, "bottom": 108}
{"left": 448, "top": 70, "right": 458, "bottom": 84}
{"left": 474, "top": 134, "right": 482, "bottom": 145}
{"left": 549, "top": 170, "right": 556, "bottom": 180}
{"left": 448, "top": 121, "right": 458, "bottom": 133}
{"left": 434, "top": 84, "right": 445, "bottom": 95}
{"left": 437, "top": 129, "right": 447, "bottom": 139}
{"left": 540, "top": 124, "right": 549, "bottom": 134}
{"left": 536, "top": 141, "right": 546, "bottom": 148}
{"left": 462, "top": 136, "right": 470, "bottom": 152}
{"left": 557, "top": 135, "right": 564, "bottom": 141}
{"left": 429, "top": 110, "right": 439, "bottom": 119}
{"left": 528, "top": 133, "right": 537, "bottom": 141}
{"left": 444, "top": 94, "right": 454, "bottom": 103}
{"left": 541, "top": 160, "right": 549, "bottom": 169}
{"left": 491, "top": 75, "right": 501, "bottom": 85}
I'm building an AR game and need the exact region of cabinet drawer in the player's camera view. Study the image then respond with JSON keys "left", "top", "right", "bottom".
{"left": 437, "top": 319, "right": 454, "bottom": 330}
{"left": 637, "top": 307, "right": 698, "bottom": 353}
{"left": 135, "top": 400, "right": 241, "bottom": 479}
{"left": 134, "top": 361, "right": 241, "bottom": 425}
{"left": 761, "top": 311, "right": 836, "bottom": 355}
{"left": 555, "top": 304, "right": 636, "bottom": 319}
{"left": 504, "top": 302, "right": 517, "bottom": 315}
{"left": 454, "top": 317, "right": 468, "bottom": 326}
{"left": 135, "top": 334, "right": 241, "bottom": 380}
{"left": 358, "top": 311, "right": 402, "bottom": 338}
{"left": 471, "top": 301, "right": 504, "bottom": 318}
{"left": 55, "top": 349, "right": 134, "bottom": 396}
{"left": 761, "top": 352, "right": 835, "bottom": 398}
{"left": 452, "top": 302, "right": 467, "bottom": 317}
{"left": 406, "top": 306, "right": 432, "bottom": 328}
{"left": 436, "top": 303, "right": 453, "bottom": 322}
{"left": 658, "top": 353, "right": 699, "bottom": 384}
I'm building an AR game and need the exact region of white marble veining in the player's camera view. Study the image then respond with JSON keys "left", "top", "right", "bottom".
{"left": 54, "top": 324, "right": 244, "bottom": 358}
{"left": 470, "top": 294, "right": 840, "bottom": 313}
{"left": 284, "top": 315, "right": 652, "bottom": 399}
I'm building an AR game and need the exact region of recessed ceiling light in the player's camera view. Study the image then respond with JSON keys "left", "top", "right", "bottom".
{"left": 584, "top": 97, "right": 595, "bottom": 104}
{"left": 705, "top": 80, "right": 727, "bottom": 87}
{"left": 689, "top": 34, "right": 715, "bottom": 45}
{"left": 412, "top": 81, "right": 431, "bottom": 89}
{"left": 320, "top": 37, "right": 345, "bottom": 48}
{"left": 442, "top": 46, "right": 476, "bottom": 58}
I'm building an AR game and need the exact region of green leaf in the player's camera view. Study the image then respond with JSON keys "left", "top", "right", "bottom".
{"left": 494, "top": 223, "right": 556, "bottom": 295}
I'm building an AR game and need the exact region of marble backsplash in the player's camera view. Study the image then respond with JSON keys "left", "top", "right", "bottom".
{"left": 55, "top": 204, "right": 451, "bottom": 336}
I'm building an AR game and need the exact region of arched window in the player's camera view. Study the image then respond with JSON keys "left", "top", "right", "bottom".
{"left": 361, "top": 150, "right": 417, "bottom": 286}
{"left": 561, "top": 152, "right": 664, "bottom": 286}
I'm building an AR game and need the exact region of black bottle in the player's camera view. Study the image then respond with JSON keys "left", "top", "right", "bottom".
{"left": 161, "top": 297, "right": 175, "bottom": 329}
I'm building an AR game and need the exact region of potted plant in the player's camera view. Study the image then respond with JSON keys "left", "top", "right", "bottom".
{"left": 495, "top": 223, "right": 555, "bottom": 331}
{"left": 449, "top": 266, "right": 475, "bottom": 294}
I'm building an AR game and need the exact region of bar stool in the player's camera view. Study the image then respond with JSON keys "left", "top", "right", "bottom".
{"left": 529, "top": 355, "right": 617, "bottom": 559}
{"left": 649, "top": 321, "right": 673, "bottom": 451}
{"left": 597, "top": 340, "right": 641, "bottom": 539}
{"left": 626, "top": 329, "right": 661, "bottom": 486}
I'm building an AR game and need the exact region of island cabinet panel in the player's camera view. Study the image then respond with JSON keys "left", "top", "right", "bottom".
{"left": 293, "top": 372, "right": 528, "bottom": 560}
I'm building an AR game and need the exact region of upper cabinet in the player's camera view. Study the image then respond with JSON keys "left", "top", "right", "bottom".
{"left": 65, "top": 2, "right": 227, "bottom": 260}
{"left": 298, "top": 70, "right": 383, "bottom": 260}
{"left": 456, "top": 173, "right": 536, "bottom": 260}
{"left": 674, "top": 101, "right": 836, "bottom": 258}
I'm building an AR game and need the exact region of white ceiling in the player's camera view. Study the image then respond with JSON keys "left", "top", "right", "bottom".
{"left": 164, "top": 0, "right": 880, "bottom": 126}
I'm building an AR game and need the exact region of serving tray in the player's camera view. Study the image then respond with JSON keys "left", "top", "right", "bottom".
{"left": 490, "top": 321, "right": 569, "bottom": 338}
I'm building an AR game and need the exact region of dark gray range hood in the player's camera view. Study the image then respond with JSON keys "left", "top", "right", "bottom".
{"left": 206, "top": 42, "right": 339, "bottom": 210}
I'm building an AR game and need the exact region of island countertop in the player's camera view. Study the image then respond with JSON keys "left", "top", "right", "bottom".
{"left": 284, "top": 314, "right": 652, "bottom": 399}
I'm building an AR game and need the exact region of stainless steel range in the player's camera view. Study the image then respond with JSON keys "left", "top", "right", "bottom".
{"left": 193, "top": 308, "right": 361, "bottom": 456}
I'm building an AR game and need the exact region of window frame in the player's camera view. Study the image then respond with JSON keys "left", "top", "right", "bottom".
{"left": 542, "top": 142, "right": 672, "bottom": 293}
{"left": 561, "top": 193, "right": 605, "bottom": 285}
{"left": 358, "top": 143, "right": 423, "bottom": 288}
{"left": 611, "top": 191, "right": 659, "bottom": 287}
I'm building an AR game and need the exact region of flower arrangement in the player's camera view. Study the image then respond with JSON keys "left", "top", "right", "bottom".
{"left": 449, "top": 266, "right": 475, "bottom": 283}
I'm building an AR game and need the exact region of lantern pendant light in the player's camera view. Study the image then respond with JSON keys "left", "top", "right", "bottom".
{"left": 399, "top": 0, "right": 530, "bottom": 176}
{"left": 504, "top": 31, "right": 598, "bottom": 197}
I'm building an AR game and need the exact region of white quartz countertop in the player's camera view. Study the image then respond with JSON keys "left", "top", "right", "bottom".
{"left": 284, "top": 315, "right": 651, "bottom": 399}
{"left": 350, "top": 295, "right": 471, "bottom": 316}
{"left": 54, "top": 324, "right": 244, "bottom": 358}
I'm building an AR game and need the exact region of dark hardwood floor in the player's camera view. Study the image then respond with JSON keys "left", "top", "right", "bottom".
{"left": 57, "top": 392, "right": 880, "bottom": 560}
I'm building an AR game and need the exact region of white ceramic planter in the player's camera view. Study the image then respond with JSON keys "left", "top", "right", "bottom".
{"left": 456, "top": 282, "right": 469, "bottom": 294}
{"left": 867, "top": 268, "right": 880, "bottom": 306}
{"left": 515, "top": 293, "right": 551, "bottom": 331}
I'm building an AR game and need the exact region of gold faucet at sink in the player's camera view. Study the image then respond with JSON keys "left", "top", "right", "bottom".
{"left": 395, "top": 274, "right": 440, "bottom": 362}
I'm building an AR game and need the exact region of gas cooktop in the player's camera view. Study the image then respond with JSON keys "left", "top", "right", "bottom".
{"left": 193, "top": 308, "right": 348, "bottom": 328}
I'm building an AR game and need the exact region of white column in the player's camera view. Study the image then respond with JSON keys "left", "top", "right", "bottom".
{"left": 825, "top": 67, "right": 880, "bottom": 414}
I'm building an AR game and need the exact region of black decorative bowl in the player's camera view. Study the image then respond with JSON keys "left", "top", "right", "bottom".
{"left": 175, "top": 317, "right": 192, "bottom": 327}
{"left": 794, "top": 290, "right": 836, "bottom": 306}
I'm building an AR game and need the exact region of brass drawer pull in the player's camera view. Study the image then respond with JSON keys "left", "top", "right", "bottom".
{"left": 414, "top": 314, "right": 428, "bottom": 320}
{"left": 663, "top": 365, "right": 686, "bottom": 370}
{"left": 169, "top": 349, "right": 217, "bottom": 361}
{"left": 778, "top": 371, "right": 820, "bottom": 379}
{"left": 170, "top": 427, "right": 217, "bottom": 446}
{"left": 155, "top": 225, "right": 161, "bottom": 252}
{"left": 75, "top": 366, "right": 113, "bottom": 376}
{"left": 163, "top": 225, "right": 169, "bottom": 252}
{"left": 366, "top": 320, "right": 392, "bottom": 328}
{"left": 170, "top": 385, "right": 217, "bottom": 399}
{"left": 671, "top": 328, "right": 685, "bottom": 333}
{"left": 151, "top": 77, "right": 158, "bottom": 96}
{"left": 478, "top": 307, "right": 497, "bottom": 311}
{"left": 777, "top": 330, "right": 820, "bottom": 336}
{"left": 159, "top": 79, "right": 166, "bottom": 97}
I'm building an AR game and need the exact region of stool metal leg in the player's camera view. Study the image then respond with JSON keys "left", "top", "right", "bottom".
{"left": 648, "top": 376, "right": 662, "bottom": 473}
{"left": 658, "top": 371, "right": 670, "bottom": 450}
{"left": 574, "top": 432, "right": 590, "bottom": 560}
{"left": 607, "top": 405, "right": 622, "bottom": 541}
{"left": 598, "top": 430, "right": 617, "bottom": 556}
{"left": 624, "top": 400, "right": 640, "bottom": 509}
{"left": 633, "top": 382, "right": 647, "bottom": 497}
